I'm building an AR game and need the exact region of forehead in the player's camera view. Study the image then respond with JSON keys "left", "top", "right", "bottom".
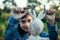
{"left": 20, "top": 15, "right": 32, "bottom": 21}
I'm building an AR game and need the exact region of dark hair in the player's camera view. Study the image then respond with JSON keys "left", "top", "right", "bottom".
{"left": 18, "top": 24, "right": 27, "bottom": 36}
{"left": 21, "top": 13, "right": 31, "bottom": 19}
{"left": 18, "top": 11, "right": 31, "bottom": 36}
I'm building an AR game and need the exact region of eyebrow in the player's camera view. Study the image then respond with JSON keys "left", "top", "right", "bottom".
{"left": 20, "top": 19, "right": 31, "bottom": 21}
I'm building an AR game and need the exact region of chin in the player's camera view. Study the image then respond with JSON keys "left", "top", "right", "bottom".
{"left": 24, "top": 30, "right": 29, "bottom": 32}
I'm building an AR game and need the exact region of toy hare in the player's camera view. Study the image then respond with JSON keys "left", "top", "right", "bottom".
{"left": 26, "top": 9, "right": 49, "bottom": 40}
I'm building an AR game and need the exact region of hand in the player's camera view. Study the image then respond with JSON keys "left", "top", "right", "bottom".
{"left": 11, "top": 7, "right": 27, "bottom": 19}
{"left": 46, "top": 9, "right": 56, "bottom": 26}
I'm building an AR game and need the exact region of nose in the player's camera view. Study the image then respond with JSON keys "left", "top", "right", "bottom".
{"left": 24, "top": 21, "right": 29, "bottom": 27}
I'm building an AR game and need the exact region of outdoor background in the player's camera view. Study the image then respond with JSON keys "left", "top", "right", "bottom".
{"left": 0, "top": 0, "right": 60, "bottom": 40}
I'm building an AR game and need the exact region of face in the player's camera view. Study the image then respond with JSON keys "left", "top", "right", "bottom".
{"left": 19, "top": 14, "right": 32, "bottom": 32}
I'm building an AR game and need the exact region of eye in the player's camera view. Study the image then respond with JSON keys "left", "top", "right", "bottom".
{"left": 21, "top": 20, "right": 26, "bottom": 24}
{"left": 28, "top": 19, "right": 31, "bottom": 23}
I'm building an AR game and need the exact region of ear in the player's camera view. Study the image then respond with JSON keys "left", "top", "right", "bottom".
{"left": 28, "top": 9, "right": 36, "bottom": 20}
{"left": 38, "top": 10, "right": 46, "bottom": 20}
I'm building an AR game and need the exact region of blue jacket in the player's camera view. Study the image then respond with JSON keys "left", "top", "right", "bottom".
{"left": 4, "top": 15, "right": 58, "bottom": 40}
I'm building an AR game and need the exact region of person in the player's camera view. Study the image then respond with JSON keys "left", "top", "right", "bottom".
{"left": 4, "top": 7, "right": 58, "bottom": 40}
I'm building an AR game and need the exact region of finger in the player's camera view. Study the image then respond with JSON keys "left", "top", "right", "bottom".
{"left": 20, "top": 12, "right": 27, "bottom": 18}
{"left": 46, "top": 10, "right": 51, "bottom": 15}
{"left": 53, "top": 9, "right": 56, "bottom": 13}
{"left": 11, "top": 8, "right": 21, "bottom": 14}
{"left": 46, "top": 9, "right": 56, "bottom": 15}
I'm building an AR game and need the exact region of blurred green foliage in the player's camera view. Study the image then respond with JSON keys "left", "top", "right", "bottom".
{"left": 0, "top": 12, "right": 9, "bottom": 40}
{"left": 0, "top": 0, "right": 60, "bottom": 40}
{"left": 0, "top": 10, "right": 60, "bottom": 40}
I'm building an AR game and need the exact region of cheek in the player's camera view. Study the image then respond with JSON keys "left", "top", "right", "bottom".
{"left": 20, "top": 23, "right": 24, "bottom": 28}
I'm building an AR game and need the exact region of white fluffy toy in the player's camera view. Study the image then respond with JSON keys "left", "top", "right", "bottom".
{"left": 26, "top": 9, "right": 49, "bottom": 40}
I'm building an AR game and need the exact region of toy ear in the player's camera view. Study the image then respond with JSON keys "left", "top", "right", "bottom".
{"left": 38, "top": 10, "right": 46, "bottom": 20}
{"left": 28, "top": 9, "right": 36, "bottom": 20}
